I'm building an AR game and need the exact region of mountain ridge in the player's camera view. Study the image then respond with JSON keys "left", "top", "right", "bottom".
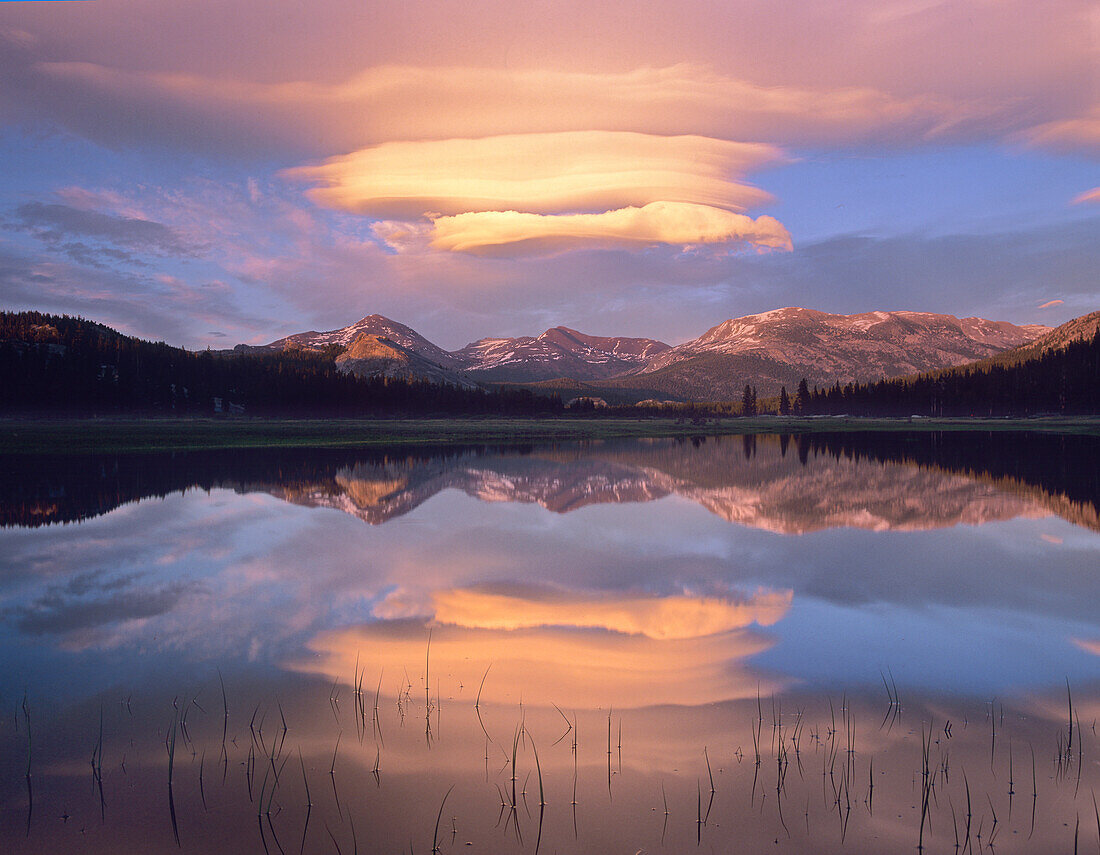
{"left": 244, "top": 307, "right": 1050, "bottom": 399}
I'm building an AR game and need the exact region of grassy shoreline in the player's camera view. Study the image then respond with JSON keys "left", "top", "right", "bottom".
{"left": 1, "top": 414, "right": 1099, "bottom": 454}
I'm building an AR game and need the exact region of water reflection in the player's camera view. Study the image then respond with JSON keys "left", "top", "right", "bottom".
{"left": 1, "top": 653, "right": 1095, "bottom": 854}
{"left": 1, "top": 432, "right": 1098, "bottom": 853}
{"left": 4, "top": 431, "right": 1100, "bottom": 532}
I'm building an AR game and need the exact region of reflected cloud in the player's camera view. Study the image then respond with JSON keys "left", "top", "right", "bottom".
{"left": 8, "top": 568, "right": 202, "bottom": 644}
{"left": 297, "top": 583, "right": 791, "bottom": 708}
{"left": 376, "top": 583, "right": 792, "bottom": 639}
{"left": 299, "top": 603, "right": 787, "bottom": 709}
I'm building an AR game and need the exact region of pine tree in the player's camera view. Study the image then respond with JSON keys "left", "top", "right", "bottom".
{"left": 795, "top": 378, "right": 809, "bottom": 414}
{"left": 741, "top": 383, "right": 756, "bottom": 416}
{"left": 778, "top": 386, "right": 791, "bottom": 415}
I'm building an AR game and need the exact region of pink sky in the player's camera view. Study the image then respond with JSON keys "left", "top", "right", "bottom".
{"left": 0, "top": 0, "right": 1096, "bottom": 346}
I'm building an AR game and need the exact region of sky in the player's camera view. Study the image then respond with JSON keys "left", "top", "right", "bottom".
{"left": 0, "top": 0, "right": 1097, "bottom": 350}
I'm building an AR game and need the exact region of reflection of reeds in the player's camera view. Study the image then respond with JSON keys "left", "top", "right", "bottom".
{"left": 329, "top": 731, "right": 342, "bottom": 814}
{"left": 218, "top": 670, "right": 229, "bottom": 782}
{"left": 373, "top": 670, "right": 384, "bottom": 747}
{"left": 91, "top": 706, "right": 105, "bottom": 821}
{"left": 298, "top": 748, "right": 312, "bottom": 855}
{"left": 425, "top": 630, "right": 434, "bottom": 746}
{"left": 166, "top": 705, "right": 180, "bottom": 846}
{"left": 22, "top": 692, "right": 32, "bottom": 837}
{"left": 430, "top": 785, "right": 454, "bottom": 854}
{"left": 10, "top": 666, "right": 1100, "bottom": 854}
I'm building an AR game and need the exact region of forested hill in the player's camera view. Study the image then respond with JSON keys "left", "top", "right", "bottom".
{"left": 799, "top": 325, "right": 1100, "bottom": 417}
{"left": 0, "top": 311, "right": 560, "bottom": 416}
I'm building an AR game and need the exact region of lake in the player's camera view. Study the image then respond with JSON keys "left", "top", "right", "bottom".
{"left": 1, "top": 431, "right": 1098, "bottom": 853}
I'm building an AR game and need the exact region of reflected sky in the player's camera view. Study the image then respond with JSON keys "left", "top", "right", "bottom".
{"left": 1, "top": 436, "right": 1098, "bottom": 706}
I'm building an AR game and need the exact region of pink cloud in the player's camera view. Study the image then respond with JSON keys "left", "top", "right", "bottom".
{"left": 1021, "top": 108, "right": 1100, "bottom": 158}
{"left": 1, "top": 1, "right": 1094, "bottom": 157}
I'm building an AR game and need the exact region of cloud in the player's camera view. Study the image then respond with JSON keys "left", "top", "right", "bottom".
{"left": 291, "top": 132, "right": 788, "bottom": 254}
{"left": 299, "top": 616, "right": 785, "bottom": 708}
{"left": 419, "top": 585, "right": 792, "bottom": 639}
{"left": 1038, "top": 299, "right": 1065, "bottom": 309}
{"left": 10, "top": 201, "right": 198, "bottom": 257}
{"left": 290, "top": 132, "right": 781, "bottom": 218}
{"left": 6, "top": 189, "right": 1097, "bottom": 351}
{"left": 1021, "top": 107, "right": 1100, "bottom": 158}
{"left": 366, "top": 218, "right": 1100, "bottom": 347}
{"left": 0, "top": 241, "right": 274, "bottom": 346}
{"left": 1072, "top": 187, "right": 1100, "bottom": 205}
{"left": 1, "top": 1, "right": 1094, "bottom": 158}
{"left": 11, "top": 60, "right": 1029, "bottom": 157}
{"left": 10, "top": 570, "right": 201, "bottom": 636}
{"left": 428, "top": 202, "right": 791, "bottom": 254}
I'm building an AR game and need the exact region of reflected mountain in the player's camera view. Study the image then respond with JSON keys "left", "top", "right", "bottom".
{"left": 3, "top": 431, "right": 1098, "bottom": 532}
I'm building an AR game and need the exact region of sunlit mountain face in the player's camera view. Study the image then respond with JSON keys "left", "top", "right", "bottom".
{"left": 237, "top": 309, "right": 1048, "bottom": 396}
{"left": 1, "top": 432, "right": 1099, "bottom": 852}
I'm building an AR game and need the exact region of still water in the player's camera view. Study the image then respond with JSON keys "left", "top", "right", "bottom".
{"left": 1, "top": 432, "right": 1098, "bottom": 852}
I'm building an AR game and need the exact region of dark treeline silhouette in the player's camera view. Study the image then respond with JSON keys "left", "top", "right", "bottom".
{"left": 797, "top": 330, "right": 1100, "bottom": 416}
{"left": 0, "top": 311, "right": 560, "bottom": 416}
{"left": 0, "top": 444, "right": 516, "bottom": 528}
{"left": 3, "top": 430, "right": 1096, "bottom": 529}
{"left": 786, "top": 430, "right": 1100, "bottom": 518}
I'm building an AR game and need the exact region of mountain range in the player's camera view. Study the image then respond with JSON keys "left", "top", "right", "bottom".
{"left": 238, "top": 307, "right": 1056, "bottom": 401}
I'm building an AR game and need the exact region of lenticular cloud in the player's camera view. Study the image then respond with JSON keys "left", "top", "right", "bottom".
{"left": 291, "top": 131, "right": 790, "bottom": 254}
{"left": 428, "top": 202, "right": 792, "bottom": 254}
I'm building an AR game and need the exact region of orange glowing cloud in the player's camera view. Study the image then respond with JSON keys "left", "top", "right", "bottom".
{"left": 1072, "top": 188, "right": 1100, "bottom": 205}
{"left": 427, "top": 202, "right": 792, "bottom": 254}
{"left": 1073, "top": 638, "right": 1100, "bottom": 656}
{"left": 410, "top": 586, "right": 792, "bottom": 638}
{"left": 298, "top": 618, "right": 786, "bottom": 709}
{"left": 290, "top": 131, "right": 788, "bottom": 253}
{"left": 290, "top": 132, "right": 781, "bottom": 218}
{"left": 292, "top": 586, "right": 794, "bottom": 706}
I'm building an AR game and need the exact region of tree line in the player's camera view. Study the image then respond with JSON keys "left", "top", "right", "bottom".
{"left": 0, "top": 311, "right": 561, "bottom": 416}
{"left": 791, "top": 330, "right": 1099, "bottom": 417}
